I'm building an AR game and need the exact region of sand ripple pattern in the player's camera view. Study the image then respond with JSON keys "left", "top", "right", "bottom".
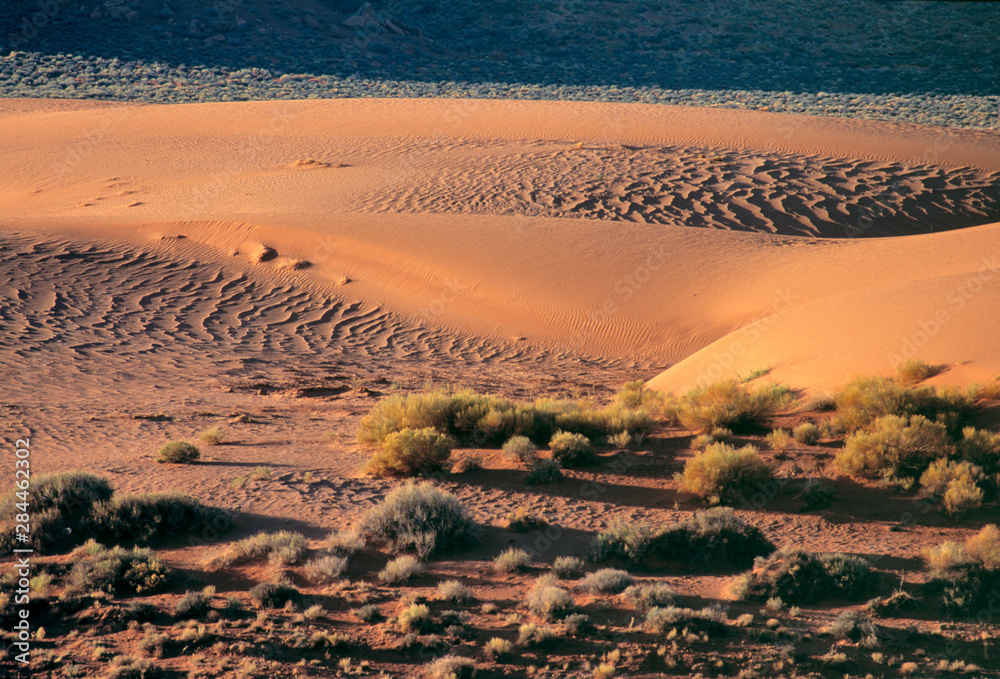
{"left": 357, "top": 144, "right": 1000, "bottom": 237}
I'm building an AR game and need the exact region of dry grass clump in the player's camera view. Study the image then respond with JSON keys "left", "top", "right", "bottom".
{"left": 364, "top": 427, "right": 454, "bottom": 477}
{"left": 792, "top": 422, "right": 821, "bottom": 445}
{"left": 502, "top": 435, "right": 538, "bottom": 467}
{"left": 107, "top": 657, "right": 166, "bottom": 679}
{"left": 356, "top": 481, "right": 477, "bottom": 558}
{"left": 919, "top": 458, "right": 984, "bottom": 514}
{"left": 965, "top": 524, "right": 1000, "bottom": 569}
{"left": 621, "top": 582, "right": 675, "bottom": 610}
{"left": 483, "top": 636, "right": 514, "bottom": 660}
{"left": 834, "top": 414, "right": 951, "bottom": 480}
{"left": 896, "top": 358, "right": 933, "bottom": 385}
{"left": 552, "top": 555, "right": 585, "bottom": 579}
{"left": 831, "top": 376, "right": 972, "bottom": 434}
{"left": 677, "top": 379, "right": 794, "bottom": 433}
{"left": 525, "top": 574, "right": 575, "bottom": 620}
{"left": 212, "top": 531, "right": 307, "bottom": 568}
{"left": 156, "top": 440, "right": 200, "bottom": 463}
{"left": 518, "top": 622, "right": 557, "bottom": 646}
{"left": 175, "top": 590, "right": 212, "bottom": 619}
{"left": 765, "top": 428, "right": 792, "bottom": 451}
{"left": 197, "top": 426, "right": 226, "bottom": 445}
{"left": 378, "top": 555, "right": 424, "bottom": 584}
{"left": 67, "top": 540, "right": 172, "bottom": 595}
{"left": 677, "top": 442, "right": 774, "bottom": 505}
{"left": 326, "top": 528, "right": 365, "bottom": 556}
{"left": 548, "top": 431, "right": 596, "bottom": 467}
{"left": 731, "top": 547, "right": 878, "bottom": 604}
{"left": 304, "top": 555, "right": 349, "bottom": 584}
{"left": 494, "top": 547, "right": 532, "bottom": 573}
{"left": 398, "top": 602, "right": 432, "bottom": 632}
{"left": 425, "top": 655, "right": 476, "bottom": 679}
{"left": 438, "top": 580, "right": 474, "bottom": 603}
{"left": 505, "top": 508, "right": 547, "bottom": 532}
{"left": 577, "top": 568, "right": 634, "bottom": 593}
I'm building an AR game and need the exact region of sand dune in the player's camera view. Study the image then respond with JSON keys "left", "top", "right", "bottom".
{"left": 2, "top": 97, "right": 1000, "bottom": 401}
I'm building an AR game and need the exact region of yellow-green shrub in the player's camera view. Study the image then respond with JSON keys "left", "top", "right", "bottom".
{"left": 678, "top": 380, "right": 793, "bottom": 433}
{"left": 364, "top": 427, "right": 453, "bottom": 477}
{"left": 834, "top": 414, "right": 951, "bottom": 480}
{"left": 678, "top": 443, "right": 774, "bottom": 505}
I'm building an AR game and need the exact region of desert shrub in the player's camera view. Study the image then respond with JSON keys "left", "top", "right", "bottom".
{"left": 503, "top": 435, "right": 538, "bottom": 467}
{"left": 615, "top": 380, "right": 664, "bottom": 409}
{"left": 305, "top": 555, "right": 349, "bottom": 584}
{"left": 494, "top": 548, "right": 532, "bottom": 573}
{"left": 425, "top": 655, "right": 476, "bottom": 679}
{"left": 578, "top": 568, "right": 634, "bottom": 594}
{"left": 175, "top": 591, "right": 211, "bottom": 619}
{"left": 107, "top": 657, "right": 166, "bottom": 679}
{"left": 591, "top": 517, "right": 655, "bottom": 562}
{"left": 820, "top": 554, "right": 880, "bottom": 599}
{"left": 925, "top": 541, "right": 970, "bottom": 576}
{"left": 896, "top": 359, "right": 932, "bottom": 386}
{"left": 678, "top": 379, "right": 793, "bottom": 433}
{"left": 197, "top": 427, "right": 226, "bottom": 445}
{"left": 678, "top": 443, "right": 774, "bottom": 505}
{"left": 793, "top": 422, "right": 821, "bottom": 445}
{"left": 690, "top": 433, "right": 715, "bottom": 451}
{"left": 798, "top": 479, "right": 836, "bottom": 511}
{"left": 834, "top": 414, "right": 951, "bottom": 480}
{"left": 88, "top": 493, "right": 232, "bottom": 546}
{"left": 866, "top": 589, "right": 923, "bottom": 617}
{"left": 919, "top": 459, "right": 984, "bottom": 514}
{"left": 731, "top": 548, "right": 833, "bottom": 604}
{"left": 562, "top": 612, "right": 593, "bottom": 635}
{"left": 354, "top": 604, "right": 382, "bottom": 622}
{"left": 965, "top": 524, "right": 1000, "bottom": 569}
{"left": 438, "top": 580, "right": 473, "bottom": 603}
{"left": 326, "top": 528, "right": 365, "bottom": 556}
{"left": 518, "top": 622, "right": 557, "bottom": 646}
{"left": 622, "top": 582, "right": 675, "bottom": 610}
{"left": 957, "top": 427, "right": 1000, "bottom": 473}
{"left": 453, "top": 453, "right": 484, "bottom": 473}
{"left": 525, "top": 574, "right": 575, "bottom": 620}
{"left": 356, "top": 481, "right": 477, "bottom": 558}
{"left": 398, "top": 602, "right": 431, "bottom": 632}
{"left": 505, "top": 508, "right": 547, "bottom": 532}
{"left": 549, "top": 431, "right": 596, "bottom": 467}
{"left": 653, "top": 507, "right": 775, "bottom": 568}
{"left": 609, "top": 430, "right": 633, "bottom": 449}
{"left": 552, "top": 556, "right": 585, "bottom": 578}
{"left": 832, "top": 376, "right": 971, "bottom": 434}
{"left": 766, "top": 428, "right": 792, "bottom": 451}
{"left": 645, "top": 606, "right": 728, "bottom": 634}
{"left": 365, "top": 427, "right": 453, "bottom": 477}
{"left": 67, "top": 541, "right": 172, "bottom": 595}
{"left": 213, "top": 531, "right": 307, "bottom": 568}
{"left": 483, "top": 636, "right": 513, "bottom": 660}
{"left": 939, "top": 565, "right": 1000, "bottom": 616}
{"left": 379, "top": 555, "right": 424, "bottom": 584}
{"left": 156, "top": 441, "right": 200, "bottom": 464}
{"left": 826, "top": 610, "right": 879, "bottom": 642}
{"left": 525, "top": 458, "right": 563, "bottom": 485}
{"left": 249, "top": 582, "right": 300, "bottom": 608}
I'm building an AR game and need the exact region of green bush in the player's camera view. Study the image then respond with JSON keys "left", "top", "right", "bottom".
{"left": 525, "top": 458, "right": 563, "bottom": 485}
{"left": 792, "top": 422, "right": 821, "bottom": 445}
{"left": 732, "top": 547, "right": 879, "bottom": 604}
{"left": 591, "top": 517, "right": 656, "bottom": 563}
{"left": 919, "top": 459, "right": 984, "bottom": 514}
{"left": 622, "top": 582, "right": 675, "bottom": 610}
{"left": 175, "top": 591, "right": 212, "bottom": 619}
{"left": 356, "top": 481, "right": 477, "bottom": 558}
{"left": 832, "top": 376, "right": 972, "bottom": 434}
{"left": 957, "top": 426, "right": 1000, "bottom": 474}
{"left": 820, "top": 554, "right": 880, "bottom": 599}
{"left": 305, "top": 555, "right": 349, "bottom": 584}
{"left": 68, "top": 541, "right": 172, "bottom": 595}
{"left": 525, "top": 574, "right": 574, "bottom": 620}
{"left": 365, "top": 427, "right": 454, "bottom": 477}
{"left": 552, "top": 556, "right": 585, "bottom": 578}
{"left": 88, "top": 493, "right": 232, "bottom": 545}
{"left": 834, "top": 414, "right": 951, "bottom": 480}
{"left": 577, "top": 568, "right": 634, "bottom": 593}
{"left": 896, "top": 359, "right": 933, "bottom": 386}
{"left": 249, "top": 582, "right": 300, "bottom": 608}
{"left": 503, "top": 435, "right": 538, "bottom": 467}
{"left": 653, "top": 507, "right": 775, "bottom": 568}
{"left": 549, "top": 431, "right": 596, "bottom": 467}
{"left": 493, "top": 548, "right": 532, "bottom": 573}
{"left": 678, "top": 443, "right": 774, "bottom": 505}
{"left": 156, "top": 441, "right": 200, "bottom": 464}
{"left": 678, "top": 379, "right": 793, "bottom": 433}
{"left": 379, "top": 555, "right": 424, "bottom": 584}
{"left": 0, "top": 472, "right": 114, "bottom": 552}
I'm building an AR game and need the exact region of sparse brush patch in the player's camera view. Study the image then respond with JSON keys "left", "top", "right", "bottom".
{"left": 365, "top": 427, "right": 454, "bottom": 477}
{"left": 732, "top": 547, "right": 878, "bottom": 604}
{"left": 175, "top": 591, "right": 212, "bottom": 619}
{"left": 653, "top": 507, "right": 775, "bottom": 569}
{"left": 591, "top": 517, "right": 655, "bottom": 563}
{"left": 107, "top": 656, "right": 166, "bottom": 679}
{"left": 379, "top": 555, "right": 424, "bottom": 584}
{"left": 792, "top": 422, "right": 821, "bottom": 445}
{"left": 622, "top": 582, "right": 675, "bottom": 610}
{"left": 356, "top": 481, "right": 477, "bottom": 558}
{"left": 326, "top": 528, "right": 365, "bottom": 556}
{"left": 483, "top": 635, "right": 514, "bottom": 660}
{"left": 549, "top": 431, "right": 596, "bottom": 467}
{"left": 304, "top": 555, "right": 349, "bottom": 584}
{"left": 503, "top": 435, "right": 538, "bottom": 467}
{"left": 798, "top": 479, "right": 836, "bottom": 511}
{"left": 919, "top": 458, "right": 984, "bottom": 514}
{"left": 67, "top": 541, "right": 172, "bottom": 595}
{"left": 766, "top": 429, "right": 792, "bottom": 451}
{"left": 212, "top": 531, "right": 307, "bottom": 568}
{"left": 197, "top": 427, "right": 226, "bottom": 445}
{"left": 494, "top": 547, "right": 532, "bottom": 573}
{"left": 552, "top": 556, "right": 585, "bottom": 578}
{"left": 438, "top": 580, "right": 473, "bottom": 603}
{"left": 88, "top": 493, "right": 232, "bottom": 546}
{"left": 645, "top": 606, "right": 728, "bottom": 634}
{"left": 866, "top": 589, "right": 923, "bottom": 617}
{"left": 156, "top": 441, "right": 200, "bottom": 464}
{"left": 505, "top": 508, "right": 547, "bottom": 532}
{"left": 826, "top": 610, "right": 879, "bottom": 642}
{"left": 965, "top": 524, "right": 1000, "bottom": 569}
{"left": 832, "top": 376, "right": 972, "bottom": 434}
{"left": 678, "top": 379, "right": 793, "bottom": 433}
{"left": 249, "top": 582, "right": 300, "bottom": 609}
{"left": 398, "top": 603, "right": 431, "bottom": 632}
{"left": 518, "top": 622, "right": 557, "bottom": 646}
{"left": 562, "top": 612, "right": 593, "bottom": 635}
{"left": 896, "top": 359, "right": 933, "bottom": 386}
{"left": 354, "top": 604, "right": 382, "bottom": 622}
{"left": 525, "top": 574, "right": 575, "bottom": 620}
{"left": 578, "top": 568, "right": 634, "bottom": 594}
{"left": 525, "top": 458, "right": 563, "bottom": 485}
{"left": 614, "top": 380, "right": 664, "bottom": 410}
{"left": 609, "top": 430, "right": 633, "bottom": 449}
{"left": 678, "top": 443, "right": 774, "bottom": 505}
{"left": 425, "top": 655, "right": 476, "bottom": 679}
{"left": 454, "top": 453, "right": 484, "bottom": 473}
{"left": 834, "top": 414, "right": 951, "bottom": 480}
